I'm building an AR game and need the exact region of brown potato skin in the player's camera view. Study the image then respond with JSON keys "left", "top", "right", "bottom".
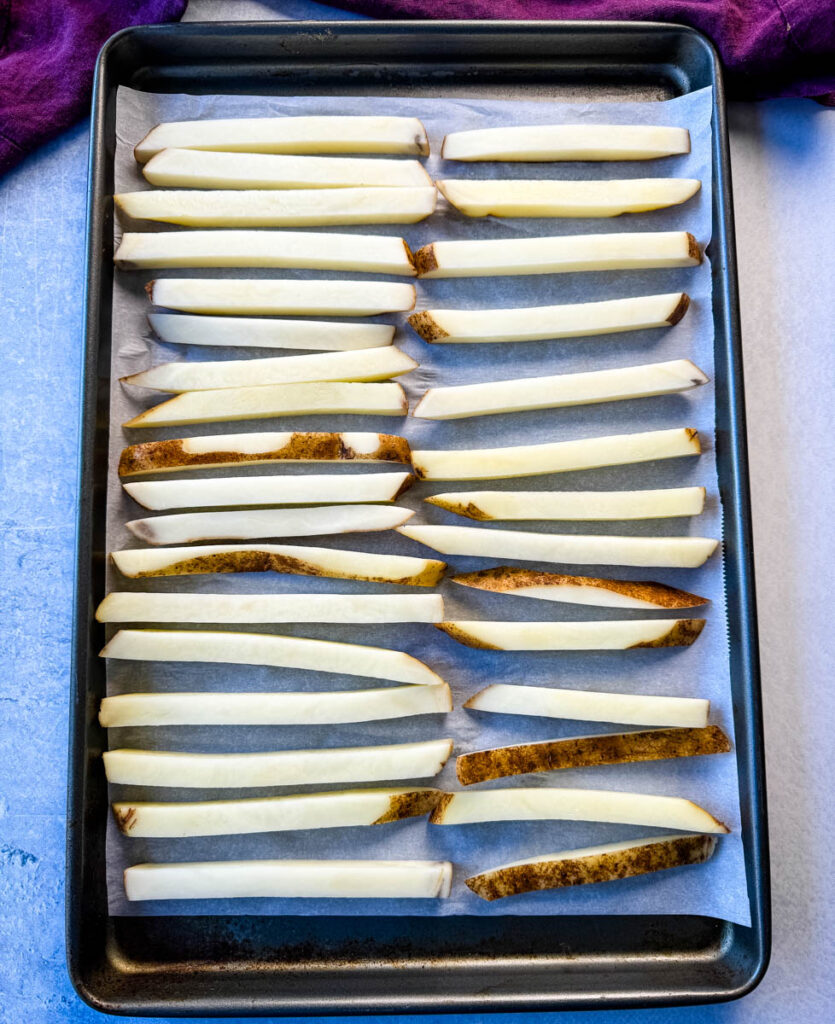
{"left": 667, "top": 292, "right": 691, "bottom": 325}
{"left": 434, "top": 623, "right": 501, "bottom": 650}
{"left": 466, "top": 834, "right": 718, "bottom": 900}
{"left": 407, "top": 311, "right": 450, "bottom": 343}
{"left": 456, "top": 726, "right": 731, "bottom": 785}
{"left": 372, "top": 789, "right": 443, "bottom": 824}
{"left": 413, "top": 244, "right": 439, "bottom": 276}
{"left": 629, "top": 618, "right": 705, "bottom": 648}
{"left": 685, "top": 232, "right": 702, "bottom": 263}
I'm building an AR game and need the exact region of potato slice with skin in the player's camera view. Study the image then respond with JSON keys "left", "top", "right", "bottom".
{"left": 430, "top": 788, "right": 728, "bottom": 833}
{"left": 414, "top": 232, "right": 701, "bottom": 279}
{"left": 125, "top": 859, "right": 453, "bottom": 902}
{"left": 123, "top": 346, "right": 417, "bottom": 393}
{"left": 100, "top": 629, "right": 445, "bottom": 687}
{"left": 119, "top": 432, "right": 411, "bottom": 478}
{"left": 126, "top": 504, "right": 414, "bottom": 546}
{"left": 113, "top": 787, "right": 443, "bottom": 838}
{"left": 412, "top": 427, "right": 700, "bottom": 481}
{"left": 441, "top": 124, "right": 690, "bottom": 162}
{"left": 466, "top": 834, "right": 717, "bottom": 901}
{"left": 144, "top": 148, "right": 432, "bottom": 189}
{"left": 99, "top": 683, "right": 453, "bottom": 727}
{"left": 413, "top": 359, "right": 708, "bottom": 420}
{"left": 147, "top": 278, "right": 416, "bottom": 316}
{"left": 148, "top": 313, "right": 395, "bottom": 351}
{"left": 135, "top": 117, "right": 430, "bottom": 162}
{"left": 437, "top": 178, "right": 701, "bottom": 217}
{"left": 437, "top": 619, "right": 705, "bottom": 651}
{"left": 115, "top": 230, "right": 416, "bottom": 276}
{"left": 95, "top": 591, "right": 444, "bottom": 625}
{"left": 399, "top": 524, "right": 718, "bottom": 568}
{"left": 104, "top": 738, "right": 454, "bottom": 788}
{"left": 111, "top": 542, "right": 445, "bottom": 587}
{"left": 451, "top": 567, "right": 708, "bottom": 611}
{"left": 408, "top": 293, "right": 689, "bottom": 344}
{"left": 116, "top": 187, "right": 437, "bottom": 227}
{"left": 427, "top": 487, "right": 706, "bottom": 522}
{"left": 465, "top": 683, "right": 708, "bottom": 728}
{"left": 456, "top": 726, "right": 731, "bottom": 784}
{"left": 123, "top": 381, "right": 408, "bottom": 428}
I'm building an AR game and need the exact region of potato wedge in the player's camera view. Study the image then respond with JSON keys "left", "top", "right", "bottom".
{"left": 148, "top": 313, "right": 395, "bottom": 351}
{"left": 437, "top": 619, "right": 705, "bottom": 650}
{"left": 466, "top": 834, "right": 717, "bottom": 900}
{"left": 427, "top": 487, "right": 706, "bottom": 521}
{"left": 441, "top": 124, "right": 690, "bottom": 161}
{"left": 437, "top": 178, "right": 700, "bottom": 217}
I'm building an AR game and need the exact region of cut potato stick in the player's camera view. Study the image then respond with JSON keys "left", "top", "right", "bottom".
{"left": 148, "top": 278, "right": 416, "bottom": 316}
{"left": 104, "top": 738, "right": 454, "bottom": 788}
{"left": 399, "top": 524, "right": 718, "bottom": 568}
{"left": 451, "top": 568, "right": 707, "bottom": 610}
{"left": 119, "top": 432, "right": 411, "bottom": 478}
{"left": 437, "top": 619, "right": 705, "bottom": 651}
{"left": 125, "top": 859, "right": 453, "bottom": 902}
{"left": 126, "top": 504, "right": 414, "bottom": 546}
{"left": 437, "top": 178, "right": 700, "bottom": 217}
{"left": 100, "top": 629, "right": 445, "bottom": 687}
{"left": 427, "top": 487, "right": 705, "bottom": 521}
{"left": 465, "top": 683, "right": 708, "bottom": 728}
{"left": 95, "top": 591, "right": 444, "bottom": 625}
{"left": 123, "top": 381, "right": 407, "bottom": 428}
{"left": 430, "top": 788, "right": 728, "bottom": 833}
{"left": 144, "top": 148, "right": 432, "bottom": 189}
{"left": 148, "top": 313, "right": 395, "bottom": 351}
{"left": 99, "top": 683, "right": 453, "bottom": 727}
{"left": 123, "top": 346, "right": 417, "bottom": 393}
{"left": 456, "top": 726, "right": 731, "bottom": 784}
{"left": 413, "top": 359, "right": 708, "bottom": 420}
{"left": 466, "top": 834, "right": 717, "bottom": 901}
{"left": 113, "top": 787, "right": 443, "bottom": 838}
{"left": 408, "top": 292, "right": 689, "bottom": 344}
{"left": 441, "top": 124, "right": 690, "bottom": 162}
{"left": 111, "top": 542, "right": 445, "bottom": 587}
{"left": 414, "top": 231, "right": 700, "bottom": 279}
{"left": 115, "top": 230, "right": 416, "bottom": 276}
{"left": 117, "top": 187, "right": 437, "bottom": 227}
{"left": 135, "top": 117, "right": 430, "bottom": 162}
{"left": 412, "top": 427, "right": 700, "bottom": 481}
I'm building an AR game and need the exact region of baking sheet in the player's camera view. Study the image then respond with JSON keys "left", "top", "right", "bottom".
{"left": 104, "top": 84, "right": 750, "bottom": 925}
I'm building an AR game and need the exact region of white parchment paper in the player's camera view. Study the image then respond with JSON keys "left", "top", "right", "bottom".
{"left": 104, "top": 85, "right": 750, "bottom": 925}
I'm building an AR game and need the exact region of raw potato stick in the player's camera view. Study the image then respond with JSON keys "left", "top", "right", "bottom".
{"left": 124, "top": 859, "right": 453, "bottom": 902}
{"left": 123, "top": 346, "right": 417, "bottom": 393}
{"left": 427, "top": 487, "right": 706, "bottom": 521}
{"left": 451, "top": 567, "right": 708, "bottom": 610}
{"left": 110, "top": 542, "right": 446, "bottom": 587}
{"left": 147, "top": 278, "right": 416, "bottom": 316}
{"left": 116, "top": 186, "right": 437, "bottom": 226}
{"left": 441, "top": 124, "right": 691, "bottom": 161}
{"left": 123, "top": 381, "right": 408, "bottom": 428}
{"left": 148, "top": 313, "right": 396, "bottom": 351}
{"left": 104, "top": 738, "right": 454, "bottom": 787}
{"left": 100, "top": 629, "right": 446, "bottom": 687}
{"left": 413, "top": 359, "right": 708, "bottom": 420}
{"left": 437, "top": 618, "right": 705, "bottom": 651}
{"left": 456, "top": 726, "right": 731, "bottom": 784}
{"left": 466, "top": 835, "right": 717, "bottom": 901}
{"left": 143, "top": 148, "right": 432, "bottom": 189}
{"left": 437, "top": 178, "right": 700, "bottom": 217}
{"left": 465, "top": 683, "right": 709, "bottom": 728}
{"left": 414, "top": 231, "right": 701, "bottom": 279}
{"left": 125, "top": 504, "right": 414, "bottom": 546}
{"left": 411, "top": 427, "right": 701, "bottom": 481}
{"left": 99, "top": 683, "right": 453, "bottom": 727}
{"left": 115, "top": 230, "right": 417, "bottom": 276}
{"left": 95, "top": 591, "right": 445, "bottom": 624}
{"left": 113, "top": 787, "right": 443, "bottom": 838}
{"left": 408, "top": 292, "right": 690, "bottom": 344}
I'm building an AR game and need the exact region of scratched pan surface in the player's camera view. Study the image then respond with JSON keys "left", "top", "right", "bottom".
{"left": 68, "top": 20, "right": 769, "bottom": 1016}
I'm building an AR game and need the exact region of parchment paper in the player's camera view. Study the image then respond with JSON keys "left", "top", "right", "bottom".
{"left": 105, "top": 85, "right": 750, "bottom": 925}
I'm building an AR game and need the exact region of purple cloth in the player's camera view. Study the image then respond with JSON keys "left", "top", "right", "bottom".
{"left": 0, "top": 0, "right": 186, "bottom": 176}
{"left": 327, "top": 0, "right": 835, "bottom": 103}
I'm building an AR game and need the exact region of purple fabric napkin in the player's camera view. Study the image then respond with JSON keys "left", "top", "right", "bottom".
{"left": 327, "top": 0, "right": 835, "bottom": 103}
{"left": 0, "top": 0, "right": 186, "bottom": 176}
